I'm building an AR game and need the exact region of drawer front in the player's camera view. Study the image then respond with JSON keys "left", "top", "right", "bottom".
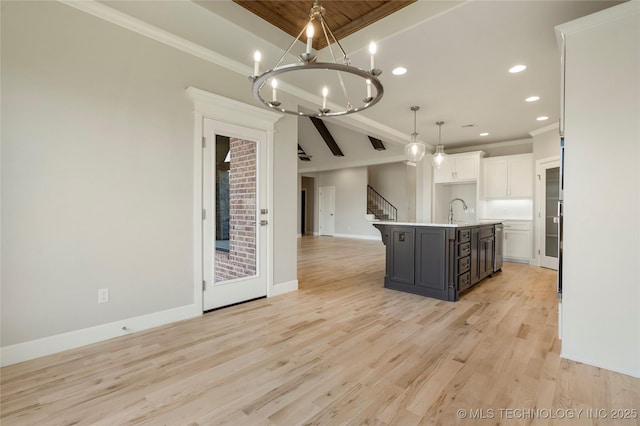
{"left": 458, "top": 242, "right": 471, "bottom": 257}
{"left": 458, "top": 229, "right": 471, "bottom": 243}
{"left": 458, "top": 256, "right": 470, "bottom": 274}
{"left": 458, "top": 272, "right": 471, "bottom": 291}
{"left": 503, "top": 221, "right": 532, "bottom": 231}
{"left": 480, "top": 226, "right": 494, "bottom": 238}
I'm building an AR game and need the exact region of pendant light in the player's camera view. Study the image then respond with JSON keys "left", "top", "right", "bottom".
{"left": 432, "top": 121, "right": 448, "bottom": 169}
{"left": 405, "top": 106, "right": 426, "bottom": 162}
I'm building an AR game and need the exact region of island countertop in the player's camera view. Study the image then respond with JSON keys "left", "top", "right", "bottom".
{"left": 372, "top": 220, "right": 502, "bottom": 228}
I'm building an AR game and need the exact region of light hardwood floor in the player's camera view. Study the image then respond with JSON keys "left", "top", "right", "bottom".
{"left": 1, "top": 236, "right": 638, "bottom": 425}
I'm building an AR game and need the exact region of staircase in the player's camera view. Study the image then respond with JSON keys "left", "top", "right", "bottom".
{"left": 367, "top": 185, "right": 397, "bottom": 222}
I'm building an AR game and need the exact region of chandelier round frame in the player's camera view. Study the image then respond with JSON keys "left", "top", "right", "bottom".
{"left": 249, "top": 0, "right": 384, "bottom": 118}
{"left": 251, "top": 63, "right": 384, "bottom": 117}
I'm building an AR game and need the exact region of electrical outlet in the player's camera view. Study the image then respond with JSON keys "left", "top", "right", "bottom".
{"left": 98, "top": 288, "right": 109, "bottom": 304}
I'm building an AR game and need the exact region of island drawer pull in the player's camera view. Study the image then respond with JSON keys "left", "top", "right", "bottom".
{"left": 459, "top": 242, "right": 470, "bottom": 256}
{"left": 458, "top": 272, "right": 471, "bottom": 290}
{"left": 458, "top": 256, "right": 470, "bottom": 274}
{"left": 458, "top": 229, "right": 471, "bottom": 243}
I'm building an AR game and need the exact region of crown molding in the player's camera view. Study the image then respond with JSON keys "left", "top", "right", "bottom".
{"left": 529, "top": 122, "right": 559, "bottom": 137}
{"left": 59, "top": 0, "right": 250, "bottom": 76}
{"left": 58, "top": 0, "right": 408, "bottom": 146}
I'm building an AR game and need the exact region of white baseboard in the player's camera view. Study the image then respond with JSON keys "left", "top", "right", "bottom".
{"left": 270, "top": 279, "right": 298, "bottom": 296}
{"left": 504, "top": 257, "right": 530, "bottom": 264}
{"left": 332, "top": 233, "right": 382, "bottom": 241}
{"left": 0, "top": 304, "right": 201, "bottom": 367}
{"left": 560, "top": 351, "right": 639, "bottom": 379}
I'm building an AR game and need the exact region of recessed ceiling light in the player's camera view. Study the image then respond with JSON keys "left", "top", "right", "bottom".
{"left": 525, "top": 96, "right": 540, "bottom": 102}
{"left": 509, "top": 64, "right": 527, "bottom": 73}
{"left": 392, "top": 67, "right": 407, "bottom": 75}
{"left": 480, "top": 132, "right": 489, "bottom": 137}
{"left": 536, "top": 116, "right": 549, "bottom": 121}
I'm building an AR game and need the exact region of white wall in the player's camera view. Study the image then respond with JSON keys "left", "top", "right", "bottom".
{"left": 433, "top": 183, "right": 478, "bottom": 223}
{"left": 533, "top": 126, "right": 561, "bottom": 161}
{"left": 315, "top": 168, "right": 380, "bottom": 239}
{"left": 271, "top": 115, "right": 298, "bottom": 285}
{"left": 367, "top": 162, "right": 415, "bottom": 222}
{"left": 558, "top": 2, "right": 640, "bottom": 377}
{"left": 1, "top": 1, "right": 297, "bottom": 359}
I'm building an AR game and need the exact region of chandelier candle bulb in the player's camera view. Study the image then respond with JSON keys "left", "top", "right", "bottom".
{"left": 271, "top": 79, "right": 278, "bottom": 102}
{"left": 369, "top": 42, "right": 377, "bottom": 70}
{"left": 366, "top": 79, "right": 372, "bottom": 100}
{"left": 253, "top": 51, "right": 261, "bottom": 76}
{"left": 306, "top": 24, "right": 314, "bottom": 55}
{"left": 322, "top": 86, "right": 328, "bottom": 109}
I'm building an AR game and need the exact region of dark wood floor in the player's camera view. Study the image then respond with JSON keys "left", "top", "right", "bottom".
{"left": 1, "top": 236, "right": 638, "bottom": 425}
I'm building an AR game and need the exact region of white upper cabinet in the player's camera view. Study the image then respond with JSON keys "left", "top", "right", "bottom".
{"left": 482, "top": 154, "right": 533, "bottom": 199}
{"left": 433, "top": 152, "right": 484, "bottom": 183}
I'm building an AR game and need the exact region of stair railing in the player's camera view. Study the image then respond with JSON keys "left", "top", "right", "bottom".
{"left": 367, "top": 185, "right": 398, "bottom": 222}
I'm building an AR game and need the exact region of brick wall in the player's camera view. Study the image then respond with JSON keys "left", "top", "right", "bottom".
{"left": 215, "top": 138, "right": 257, "bottom": 281}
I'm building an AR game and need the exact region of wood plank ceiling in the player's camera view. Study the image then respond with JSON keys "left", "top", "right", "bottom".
{"left": 233, "top": 1, "right": 415, "bottom": 49}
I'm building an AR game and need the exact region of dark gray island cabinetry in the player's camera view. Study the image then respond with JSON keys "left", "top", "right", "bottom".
{"left": 373, "top": 222, "right": 500, "bottom": 301}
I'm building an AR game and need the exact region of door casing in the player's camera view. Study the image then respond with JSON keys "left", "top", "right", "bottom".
{"left": 186, "top": 87, "right": 282, "bottom": 312}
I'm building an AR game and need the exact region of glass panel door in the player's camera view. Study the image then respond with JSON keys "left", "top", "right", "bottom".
{"left": 203, "top": 119, "right": 267, "bottom": 310}
{"left": 540, "top": 161, "right": 560, "bottom": 269}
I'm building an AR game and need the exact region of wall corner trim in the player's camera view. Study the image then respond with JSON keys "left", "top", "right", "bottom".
{"left": 1, "top": 304, "right": 202, "bottom": 367}
{"left": 270, "top": 280, "right": 298, "bottom": 297}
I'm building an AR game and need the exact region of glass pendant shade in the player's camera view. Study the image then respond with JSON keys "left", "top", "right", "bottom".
{"left": 405, "top": 138, "right": 426, "bottom": 162}
{"left": 431, "top": 144, "right": 448, "bottom": 168}
{"left": 405, "top": 106, "right": 425, "bottom": 162}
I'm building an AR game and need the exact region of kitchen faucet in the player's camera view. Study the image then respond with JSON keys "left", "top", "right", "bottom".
{"left": 448, "top": 198, "right": 468, "bottom": 224}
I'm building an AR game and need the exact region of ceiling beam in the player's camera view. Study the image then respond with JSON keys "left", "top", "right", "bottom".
{"left": 298, "top": 144, "right": 312, "bottom": 161}
{"left": 309, "top": 117, "right": 344, "bottom": 157}
{"left": 368, "top": 136, "right": 386, "bottom": 151}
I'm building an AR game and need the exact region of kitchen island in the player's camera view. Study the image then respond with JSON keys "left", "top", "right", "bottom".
{"left": 373, "top": 221, "right": 502, "bottom": 301}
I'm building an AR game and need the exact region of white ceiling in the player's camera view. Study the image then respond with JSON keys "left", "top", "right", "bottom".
{"left": 102, "top": 0, "right": 622, "bottom": 169}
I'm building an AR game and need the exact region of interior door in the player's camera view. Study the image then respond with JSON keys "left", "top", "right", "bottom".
{"left": 203, "top": 118, "right": 268, "bottom": 310}
{"left": 318, "top": 186, "right": 335, "bottom": 236}
{"left": 538, "top": 160, "right": 560, "bottom": 270}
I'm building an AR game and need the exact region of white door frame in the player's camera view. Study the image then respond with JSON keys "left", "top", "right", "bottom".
{"left": 535, "top": 156, "right": 560, "bottom": 269}
{"left": 186, "top": 87, "right": 282, "bottom": 312}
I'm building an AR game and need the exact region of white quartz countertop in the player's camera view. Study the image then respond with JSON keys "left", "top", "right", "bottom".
{"left": 372, "top": 220, "right": 502, "bottom": 228}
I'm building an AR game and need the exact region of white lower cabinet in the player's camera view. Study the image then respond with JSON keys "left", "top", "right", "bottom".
{"left": 503, "top": 221, "right": 532, "bottom": 262}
